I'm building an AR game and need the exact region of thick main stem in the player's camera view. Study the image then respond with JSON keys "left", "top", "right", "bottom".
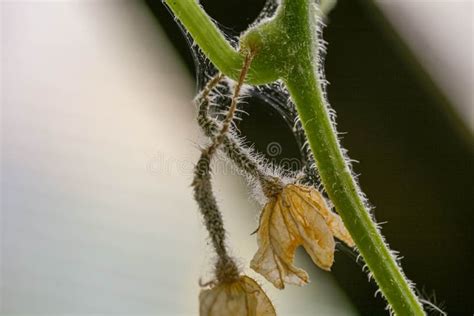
{"left": 279, "top": 1, "right": 424, "bottom": 313}
{"left": 285, "top": 75, "right": 425, "bottom": 315}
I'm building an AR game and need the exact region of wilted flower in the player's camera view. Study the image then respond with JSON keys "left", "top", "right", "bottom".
{"left": 251, "top": 184, "right": 354, "bottom": 289}
{"left": 199, "top": 275, "right": 276, "bottom": 316}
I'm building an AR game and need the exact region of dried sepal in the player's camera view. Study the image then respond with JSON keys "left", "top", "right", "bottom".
{"left": 199, "top": 276, "right": 276, "bottom": 316}
{"left": 251, "top": 184, "right": 354, "bottom": 289}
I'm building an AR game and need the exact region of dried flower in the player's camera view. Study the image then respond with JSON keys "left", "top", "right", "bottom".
{"left": 199, "top": 276, "right": 276, "bottom": 316}
{"left": 251, "top": 184, "right": 354, "bottom": 289}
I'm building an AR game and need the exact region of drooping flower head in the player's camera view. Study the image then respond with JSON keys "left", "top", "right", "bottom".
{"left": 194, "top": 54, "right": 276, "bottom": 316}
{"left": 199, "top": 275, "right": 276, "bottom": 316}
{"left": 251, "top": 184, "right": 354, "bottom": 289}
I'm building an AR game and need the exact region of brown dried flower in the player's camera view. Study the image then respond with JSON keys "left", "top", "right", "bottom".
{"left": 199, "top": 276, "right": 276, "bottom": 316}
{"left": 251, "top": 184, "right": 354, "bottom": 289}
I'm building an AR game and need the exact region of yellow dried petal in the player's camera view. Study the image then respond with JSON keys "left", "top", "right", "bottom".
{"left": 250, "top": 199, "right": 310, "bottom": 289}
{"left": 289, "top": 185, "right": 355, "bottom": 247}
{"left": 199, "top": 276, "right": 276, "bottom": 316}
{"left": 251, "top": 184, "right": 354, "bottom": 289}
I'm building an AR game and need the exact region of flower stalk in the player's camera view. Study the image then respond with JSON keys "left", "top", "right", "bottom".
{"left": 192, "top": 51, "right": 278, "bottom": 315}
{"left": 192, "top": 51, "right": 254, "bottom": 283}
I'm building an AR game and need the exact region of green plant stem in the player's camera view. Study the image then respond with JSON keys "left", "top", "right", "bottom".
{"left": 285, "top": 70, "right": 426, "bottom": 316}
{"left": 163, "top": 0, "right": 278, "bottom": 84}
{"left": 163, "top": 0, "right": 241, "bottom": 76}
{"left": 277, "top": 2, "right": 424, "bottom": 315}
{"left": 163, "top": 0, "right": 425, "bottom": 314}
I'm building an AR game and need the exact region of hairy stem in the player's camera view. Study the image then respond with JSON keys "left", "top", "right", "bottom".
{"left": 285, "top": 74, "right": 425, "bottom": 315}
{"left": 211, "top": 52, "right": 254, "bottom": 150}
{"left": 192, "top": 52, "right": 254, "bottom": 283}
{"left": 163, "top": 0, "right": 279, "bottom": 84}
{"left": 163, "top": 0, "right": 241, "bottom": 78}
{"left": 196, "top": 77, "right": 266, "bottom": 179}
{"left": 192, "top": 150, "right": 239, "bottom": 283}
{"left": 275, "top": 1, "right": 424, "bottom": 314}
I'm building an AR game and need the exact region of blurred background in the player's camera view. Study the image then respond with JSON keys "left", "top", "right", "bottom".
{"left": 1, "top": 0, "right": 472, "bottom": 315}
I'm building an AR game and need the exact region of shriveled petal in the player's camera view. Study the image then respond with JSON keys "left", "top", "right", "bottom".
{"left": 240, "top": 276, "right": 276, "bottom": 316}
{"left": 251, "top": 197, "right": 311, "bottom": 289}
{"left": 323, "top": 211, "right": 355, "bottom": 247}
{"left": 284, "top": 187, "right": 335, "bottom": 270}
{"left": 199, "top": 276, "right": 275, "bottom": 316}
{"left": 289, "top": 184, "right": 355, "bottom": 247}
